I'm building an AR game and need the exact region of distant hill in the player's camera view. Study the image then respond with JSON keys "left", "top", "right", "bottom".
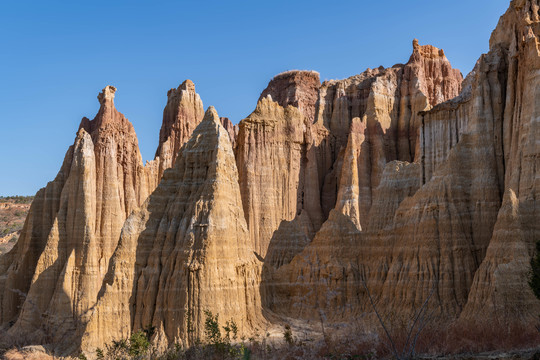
{"left": 0, "top": 196, "right": 33, "bottom": 255}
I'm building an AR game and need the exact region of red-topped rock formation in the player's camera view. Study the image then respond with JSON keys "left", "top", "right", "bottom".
{"left": 238, "top": 40, "right": 463, "bottom": 262}
{"left": 258, "top": 70, "right": 321, "bottom": 122}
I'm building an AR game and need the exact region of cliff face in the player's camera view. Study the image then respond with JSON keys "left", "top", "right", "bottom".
{"left": 220, "top": 117, "right": 238, "bottom": 148}
{"left": 0, "top": 87, "right": 156, "bottom": 349}
{"left": 154, "top": 80, "right": 205, "bottom": 179}
{"left": 236, "top": 95, "right": 321, "bottom": 258}
{"left": 81, "top": 107, "right": 263, "bottom": 351}
{"left": 1, "top": 1, "right": 539, "bottom": 356}
{"left": 0, "top": 82, "right": 206, "bottom": 353}
{"left": 264, "top": 0, "right": 540, "bottom": 336}
{"left": 239, "top": 41, "right": 461, "bottom": 262}
{"left": 457, "top": 0, "right": 540, "bottom": 326}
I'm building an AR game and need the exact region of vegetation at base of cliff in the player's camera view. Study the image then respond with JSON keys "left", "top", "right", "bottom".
{"left": 529, "top": 240, "right": 540, "bottom": 300}
{"left": 87, "top": 311, "right": 251, "bottom": 360}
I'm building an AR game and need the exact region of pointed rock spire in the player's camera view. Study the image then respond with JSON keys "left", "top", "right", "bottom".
{"left": 155, "top": 79, "right": 205, "bottom": 178}
{"left": 97, "top": 85, "right": 116, "bottom": 106}
{"left": 81, "top": 104, "right": 263, "bottom": 350}
{"left": 0, "top": 86, "right": 152, "bottom": 352}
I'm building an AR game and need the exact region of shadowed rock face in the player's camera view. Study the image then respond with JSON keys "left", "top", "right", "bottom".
{"left": 1, "top": 1, "right": 539, "bottom": 356}
{"left": 0, "top": 86, "right": 157, "bottom": 351}
{"left": 220, "top": 117, "right": 238, "bottom": 148}
{"left": 237, "top": 41, "right": 462, "bottom": 260}
{"left": 81, "top": 107, "right": 263, "bottom": 351}
{"left": 264, "top": 0, "right": 540, "bottom": 338}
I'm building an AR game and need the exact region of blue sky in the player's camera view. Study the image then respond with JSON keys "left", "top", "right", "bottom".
{"left": 0, "top": 0, "right": 509, "bottom": 196}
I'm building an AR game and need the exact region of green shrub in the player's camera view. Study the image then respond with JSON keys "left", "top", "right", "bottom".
{"left": 530, "top": 240, "right": 540, "bottom": 300}
{"left": 128, "top": 328, "right": 153, "bottom": 356}
{"left": 203, "top": 310, "right": 249, "bottom": 359}
{"left": 204, "top": 310, "right": 222, "bottom": 348}
{"left": 283, "top": 324, "right": 294, "bottom": 346}
{"left": 95, "top": 348, "right": 104, "bottom": 359}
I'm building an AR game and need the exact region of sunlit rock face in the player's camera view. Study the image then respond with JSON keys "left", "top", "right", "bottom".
{"left": 0, "top": 86, "right": 158, "bottom": 351}
{"left": 154, "top": 80, "right": 205, "bottom": 179}
{"left": 264, "top": 0, "right": 540, "bottom": 341}
{"left": 237, "top": 41, "right": 461, "bottom": 262}
{"left": 1, "top": 1, "right": 539, "bottom": 356}
{"left": 81, "top": 107, "right": 264, "bottom": 351}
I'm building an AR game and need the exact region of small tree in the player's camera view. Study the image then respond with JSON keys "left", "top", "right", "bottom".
{"left": 361, "top": 274, "right": 437, "bottom": 360}
{"left": 283, "top": 325, "right": 294, "bottom": 346}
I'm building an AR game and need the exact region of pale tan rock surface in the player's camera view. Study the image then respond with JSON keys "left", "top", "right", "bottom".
{"left": 265, "top": 0, "right": 540, "bottom": 341}
{"left": 239, "top": 42, "right": 462, "bottom": 262}
{"left": 0, "top": 87, "right": 157, "bottom": 352}
{"left": 313, "top": 40, "right": 462, "bottom": 231}
{"left": 1, "top": 1, "right": 539, "bottom": 355}
{"left": 236, "top": 95, "right": 323, "bottom": 258}
{"left": 457, "top": 0, "right": 540, "bottom": 328}
{"left": 81, "top": 107, "right": 263, "bottom": 352}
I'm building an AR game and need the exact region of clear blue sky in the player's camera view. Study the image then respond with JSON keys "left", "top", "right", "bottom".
{"left": 0, "top": 0, "right": 510, "bottom": 196}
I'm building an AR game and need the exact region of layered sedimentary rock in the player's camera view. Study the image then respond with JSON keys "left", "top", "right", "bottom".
{"left": 236, "top": 94, "right": 323, "bottom": 258}
{"left": 1, "top": 1, "right": 539, "bottom": 356}
{"left": 154, "top": 80, "right": 205, "bottom": 178}
{"left": 220, "top": 117, "right": 238, "bottom": 148}
{"left": 265, "top": 0, "right": 540, "bottom": 335}
{"left": 0, "top": 86, "right": 157, "bottom": 350}
{"left": 314, "top": 40, "right": 462, "bottom": 229}
{"left": 259, "top": 70, "right": 320, "bottom": 122}
{"left": 457, "top": 0, "right": 540, "bottom": 326}
{"left": 81, "top": 107, "right": 263, "bottom": 352}
{"left": 241, "top": 42, "right": 462, "bottom": 261}
{"left": 0, "top": 79, "right": 210, "bottom": 354}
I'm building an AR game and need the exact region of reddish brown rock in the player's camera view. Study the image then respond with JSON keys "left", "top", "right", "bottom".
{"left": 266, "top": 1, "right": 540, "bottom": 348}
{"left": 0, "top": 86, "right": 157, "bottom": 352}
{"left": 1, "top": 1, "right": 537, "bottom": 356}
{"left": 220, "top": 117, "right": 238, "bottom": 148}
{"left": 240, "top": 41, "right": 462, "bottom": 262}
{"left": 259, "top": 70, "right": 320, "bottom": 122}
{"left": 154, "top": 80, "right": 205, "bottom": 178}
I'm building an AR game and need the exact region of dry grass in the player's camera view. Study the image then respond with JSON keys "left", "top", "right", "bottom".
{"left": 3, "top": 347, "right": 55, "bottom": 360}
{"left": 439, "top": 322, "right": 540, "bottom": 355}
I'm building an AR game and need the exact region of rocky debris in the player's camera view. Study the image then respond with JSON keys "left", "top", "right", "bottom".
{"left": 3, "top": 345, "right": 54, "bottom": 360}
